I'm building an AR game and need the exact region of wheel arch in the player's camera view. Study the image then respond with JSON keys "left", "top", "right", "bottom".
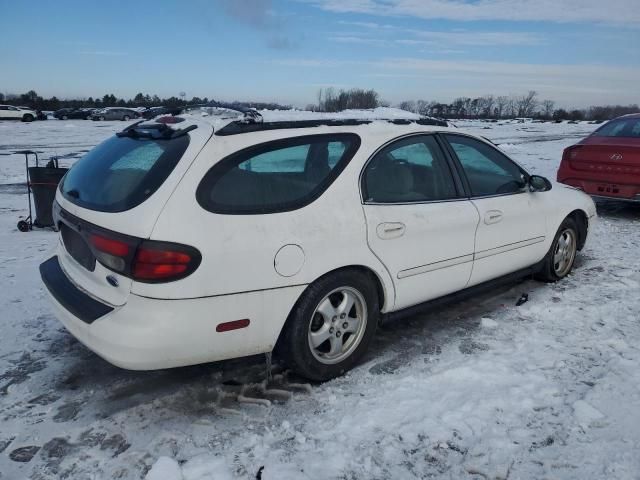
{"left": 567, "top": 209, "right": 589, "bottom": 250}
{"left": 273, "top": 264, "right": 390, "bottom": 355}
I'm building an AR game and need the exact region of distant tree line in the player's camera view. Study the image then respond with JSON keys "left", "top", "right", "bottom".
{"left": 309, "top": 88, "right": 389, "bottom": 112}
{"left": 0, "top": 90, "right": 291, "bottom": 112}
{"left": 398, "top": 91, "right": 638, "bottom": 121}
{"left": 2, "top": 88, "right": 637, "bottom": 121}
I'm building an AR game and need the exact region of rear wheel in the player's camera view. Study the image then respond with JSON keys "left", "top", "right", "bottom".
{"left": 99, "top": 116, "right": 105, "bottom": 121}
{"left": 281, "top": 270, "right": 378, "bottom": 381}
{"left": 22, "top": 114, "right": 34, "bottom": 122}
{"left": 123, "top": 115, "right": 130, "bottom": 121}
{"left": 536, "top": 217, "right": 579, "bottom": 282}
{"left": 61, "top": 115, "right": 68, "bottom": 120}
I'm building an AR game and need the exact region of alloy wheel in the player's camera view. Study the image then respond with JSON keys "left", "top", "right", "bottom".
{"left": 553, "top": 228, "right": 577, "bottom": 277}
{"left": 308, "top": 287, "right": 368, "bottom": 365}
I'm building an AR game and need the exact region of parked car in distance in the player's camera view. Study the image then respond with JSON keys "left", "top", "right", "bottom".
{"left": 558, "top": 113, "right": 640, "bottom": 202}
{"left": 0, "top": 104, "right": 37, "bottom": 121}
{"left": 54, "top": 108, "right": 96, "bottom": 120}
{"left": 141, "top": 106, "right": 182, "bottom": 119}
{"left": 40, "top": 114, "right": 596, "bottom": 381}
{"left": 91, "top": 108, "right": 138, "bottom": 121}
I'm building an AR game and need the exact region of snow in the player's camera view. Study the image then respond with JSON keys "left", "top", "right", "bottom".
{"left": 1, "top": 116, "right": 640, "bottom": 479}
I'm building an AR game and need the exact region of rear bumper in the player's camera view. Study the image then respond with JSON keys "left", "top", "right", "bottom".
{"left": 40, "top": 256, "right": 306, "bottom": 370}
{"left": 559, "top": 178, "right": 640, "bottom": 201}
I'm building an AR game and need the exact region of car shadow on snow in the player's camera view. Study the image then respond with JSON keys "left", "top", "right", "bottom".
{"left": 595, "top": 199, "right": 640, "bottom": 221}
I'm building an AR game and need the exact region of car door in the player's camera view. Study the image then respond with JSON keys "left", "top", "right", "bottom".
{"left": 362, "top": 134, "right": 480, "bottom": 310}
{"left": 6, "top": 106, "right": 21, "bottom": 119}
{"left": 441, "top": 134, "right": 548, "bottom": 286}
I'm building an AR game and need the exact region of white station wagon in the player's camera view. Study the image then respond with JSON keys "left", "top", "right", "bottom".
{"left": 40, "top": 111, "right": 596, "bottom": 381}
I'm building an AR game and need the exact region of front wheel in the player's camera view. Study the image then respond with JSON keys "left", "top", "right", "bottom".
{"left": 280, "top": 270, "right": 378, "bottom": 381}
{"left": 22, "top": 114, "right": 34, "bottom": 122}
{"left": 123, "top": 115, "right": 130, "bottom": 121}
{"left": 536, "top": 217, "right": 579, "bottom": 282}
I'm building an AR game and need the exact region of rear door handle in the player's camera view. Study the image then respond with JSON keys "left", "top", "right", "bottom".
{"left": 376, "top": 222, "right": 406, "bottom": 239}
{"left": 484, "top": 210, "right": 503, "bottom": 225}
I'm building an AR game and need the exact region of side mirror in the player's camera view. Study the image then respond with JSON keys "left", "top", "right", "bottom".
{"left": 529, "top": 175, "right": 552, "bottom": 192}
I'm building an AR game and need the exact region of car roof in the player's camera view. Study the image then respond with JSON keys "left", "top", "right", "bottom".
{"left": 127, "top": 114, "right": 455, "bottom": 142}
{"left": 617, "top": 113, "right": 640, "bottom": 119}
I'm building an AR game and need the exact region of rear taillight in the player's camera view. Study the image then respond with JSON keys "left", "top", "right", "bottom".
{"left": 563, "top": 145, "right": 582, "bottom": 161}
{"left": 89, "top": 232, "right": 200, "bottom": 283}
{"left": 132, "top": 242, "right": 200, "bottom": 282}
{"left": 89, "top": 234, "right": 132, "bottom": 272}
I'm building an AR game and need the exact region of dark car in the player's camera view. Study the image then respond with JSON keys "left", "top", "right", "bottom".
{"left": 557, "top": 113, "right": 640, "bottom": 202}
{"left": 54, "top": 108, "right": 95, "bottom": 120}
{"left": 91, "top": 108, "right": 139, "bottom": 121}
{"left": 140, "top": 106, "right": 182, "bottom": 119}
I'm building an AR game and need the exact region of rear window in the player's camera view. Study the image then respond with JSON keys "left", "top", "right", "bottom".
{"left": 593, "top": 118, "right": 640, "bottom": 138}
{"left": 60, "top": 134, "right": 190, "bottom": 212}
{"left": 196, "top": 134, "right": 360, "bottom": 214}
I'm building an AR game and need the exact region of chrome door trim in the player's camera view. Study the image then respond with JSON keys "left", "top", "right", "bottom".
{"left": 474, "top": 236, "right": 546, "bottom": 260}
{"left": 398, "top": 253, "right": 474, "bottom": 279}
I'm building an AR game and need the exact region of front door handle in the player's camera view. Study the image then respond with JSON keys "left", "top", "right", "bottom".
{"left": 484, "top": 210, "right": 503, "bottom": 225}
{"left": 377, "top": 222, "right": 406, "bottom": 239}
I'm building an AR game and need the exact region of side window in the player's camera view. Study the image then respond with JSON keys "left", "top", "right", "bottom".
{"left": 362, "top": 135, "right": 458, "bottom": 203}
{"left": 197, "top": 134, "right": 360, "bottom": 214}
{"left": 444, "top": 135, "right": 526, "bottom": 197}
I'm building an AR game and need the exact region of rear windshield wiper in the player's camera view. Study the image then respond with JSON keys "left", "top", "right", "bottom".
{"left": 116, "top": 122, "right": 197, "bottom": 140}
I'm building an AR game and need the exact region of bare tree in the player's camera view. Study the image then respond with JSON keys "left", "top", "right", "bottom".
{"left": 516, "top": 90, "right": 538, "bottom": 117}
{"left": 494, "top": 96, "right": 509, "bottom": 118}
{"left": 398, "top": 100, "right": 417, "bottom": 113}
{"left": 541, "top": 99, "right": 555, "bottom": 119}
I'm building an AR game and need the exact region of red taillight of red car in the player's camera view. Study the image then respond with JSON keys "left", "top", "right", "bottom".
{"left": 131, "top": 241, "right": 201, "bottom": 282}
{"left": 562, "top": 145, "right": 583, "bottom": 162}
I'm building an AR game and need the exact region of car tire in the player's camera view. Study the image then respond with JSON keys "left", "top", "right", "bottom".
{"left": 85, "top": 116, "right": 91, "bottom": 120}
{"left": 536, "top": 217, "right": 579, "bottom": 282}
{"left": 280, "top": 270, "right": 379, "bottom": 381}
{"left": 62, "top": 115, "right": 68, "bottom": 120}
{"left": 22, "top": 114, "right": 34, "bottom": 122}
{"left": 123, "top": 115, "right": 130, "bottom": 121}
{"left": 99, "top": 116, "right": 105, "bottom": 121}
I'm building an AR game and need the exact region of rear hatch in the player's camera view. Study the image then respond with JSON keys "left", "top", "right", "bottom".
{"left": 54, "top": 118, "right": 213, "bottom": 306}
{"left": 567, "top": 117, "right": 640, "bottom": 180}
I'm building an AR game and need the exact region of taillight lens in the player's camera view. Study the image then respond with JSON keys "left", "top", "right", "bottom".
{"left": 563, "top": 145, "right": 582, "bottom": 161}
{"left": 89, "top": 234, "right": 132, "bottom": 272}
{"left": 132, "top": 241, "right": 201, "bottom": 282}
{"left": 89, "top": 231, "right": 200, "bottom": 283}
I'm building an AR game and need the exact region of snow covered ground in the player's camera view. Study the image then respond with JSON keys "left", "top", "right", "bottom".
{"left": 1, "top": 117, "right": 640, "bottom": 480}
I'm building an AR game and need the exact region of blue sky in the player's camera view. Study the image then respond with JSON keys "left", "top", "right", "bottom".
{"left": 1, "top": 0, "right": 638, "bottom": 107}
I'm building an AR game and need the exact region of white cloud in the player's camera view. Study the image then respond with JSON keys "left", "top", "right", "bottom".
{"left": 304, "top": 0, "right": 640, "bottom": 25}
{"left": 411, "top": 30, "right": 544, "bottom": 46}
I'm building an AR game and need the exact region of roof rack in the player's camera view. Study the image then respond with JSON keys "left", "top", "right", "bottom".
{"left": 215, "top": 116, "right": 448, "bottom": 136}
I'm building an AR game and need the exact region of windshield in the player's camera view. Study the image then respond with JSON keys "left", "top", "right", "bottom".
{"left": 60, "top": 134, "right": 190, "bottom": 212}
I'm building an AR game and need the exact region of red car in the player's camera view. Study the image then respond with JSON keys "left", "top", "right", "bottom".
{"left": 557, "top": 114, "right": 640, "bottom": 202}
